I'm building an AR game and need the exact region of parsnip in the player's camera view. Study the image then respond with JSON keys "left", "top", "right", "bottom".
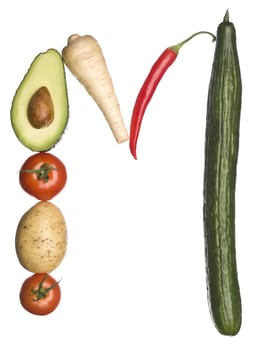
{"left": 62, "top": 34, "right": 128, "bottom": 143}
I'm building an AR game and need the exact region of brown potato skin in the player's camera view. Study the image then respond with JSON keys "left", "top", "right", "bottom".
{"left": 15, "top": 201, "right": 67, "bottom": 273}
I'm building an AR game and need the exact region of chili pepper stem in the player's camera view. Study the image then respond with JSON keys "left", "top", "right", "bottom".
{"left": 170, "top": 31, "right": 216, "bottom": 54}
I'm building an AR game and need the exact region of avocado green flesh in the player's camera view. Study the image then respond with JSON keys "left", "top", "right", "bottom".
{"left": 11, "top": 49, "right": 69, "bottom": 151}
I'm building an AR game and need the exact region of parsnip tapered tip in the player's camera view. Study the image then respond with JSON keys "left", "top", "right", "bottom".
{"left": 117, "top": 135, "right": 129, "bottom": 144}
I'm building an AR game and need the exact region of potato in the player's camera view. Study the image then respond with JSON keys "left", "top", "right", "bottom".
{"left": 15, "top": 201, "right": 67, "bottom": 273}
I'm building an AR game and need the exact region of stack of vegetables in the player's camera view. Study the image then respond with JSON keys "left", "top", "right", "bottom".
{"left": 11, "top": 49, "right": 68, "bottom": 315}
{"left": 16, "top": 153, "right": 68, "bottom": 315}
{"left": 10, "top": 34, "right": 128, "bottom": 315}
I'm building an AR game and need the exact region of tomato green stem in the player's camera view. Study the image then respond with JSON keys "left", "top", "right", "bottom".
{"left": 20, "top": 163, "right": 57, "bottom": 183}
{"left": 32, "top": 274, "right": 61, "bottom": 301}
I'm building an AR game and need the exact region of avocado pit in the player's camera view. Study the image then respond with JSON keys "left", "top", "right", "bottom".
{"left": 27, "top": 86, "right": 54, "bottom": 129}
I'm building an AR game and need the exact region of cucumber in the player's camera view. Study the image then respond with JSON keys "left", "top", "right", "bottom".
{"left": 203, "top": 10, "right": 242, "bottom": 336}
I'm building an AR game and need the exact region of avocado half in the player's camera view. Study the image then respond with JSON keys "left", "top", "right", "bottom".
{"left": 11, "top": 49, "right": 69, "bottom": 151}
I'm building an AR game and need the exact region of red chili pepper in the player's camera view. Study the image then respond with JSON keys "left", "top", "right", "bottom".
{"left": 129, "top": 31, "right": 216, "bottom": 159}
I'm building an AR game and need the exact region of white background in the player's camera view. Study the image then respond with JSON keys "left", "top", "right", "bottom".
{"left": 1, "top": 0, "right": 255, "bottom": 348}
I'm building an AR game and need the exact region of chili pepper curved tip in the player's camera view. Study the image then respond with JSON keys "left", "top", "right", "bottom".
{"left": 129, "top": 142, "right": 137, "bottom": 160}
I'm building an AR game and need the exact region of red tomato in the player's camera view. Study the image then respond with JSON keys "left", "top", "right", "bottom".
{"left": 20, "top": 273, "right": 61, "bottom": 315}
{"left": 19, "top": 152, "right": 67, "bottom": 200}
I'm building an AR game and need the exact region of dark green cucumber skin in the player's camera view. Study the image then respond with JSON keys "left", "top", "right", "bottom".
{"left": 203, "top": 14, "right": 242, "bottom": 336}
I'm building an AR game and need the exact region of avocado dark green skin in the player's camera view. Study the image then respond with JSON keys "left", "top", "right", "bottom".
{"left": 203, "top": 12, "right": 242, "bottom": 336}
{"left": 11, "top": 49, "right": 69, "bottom": 152}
